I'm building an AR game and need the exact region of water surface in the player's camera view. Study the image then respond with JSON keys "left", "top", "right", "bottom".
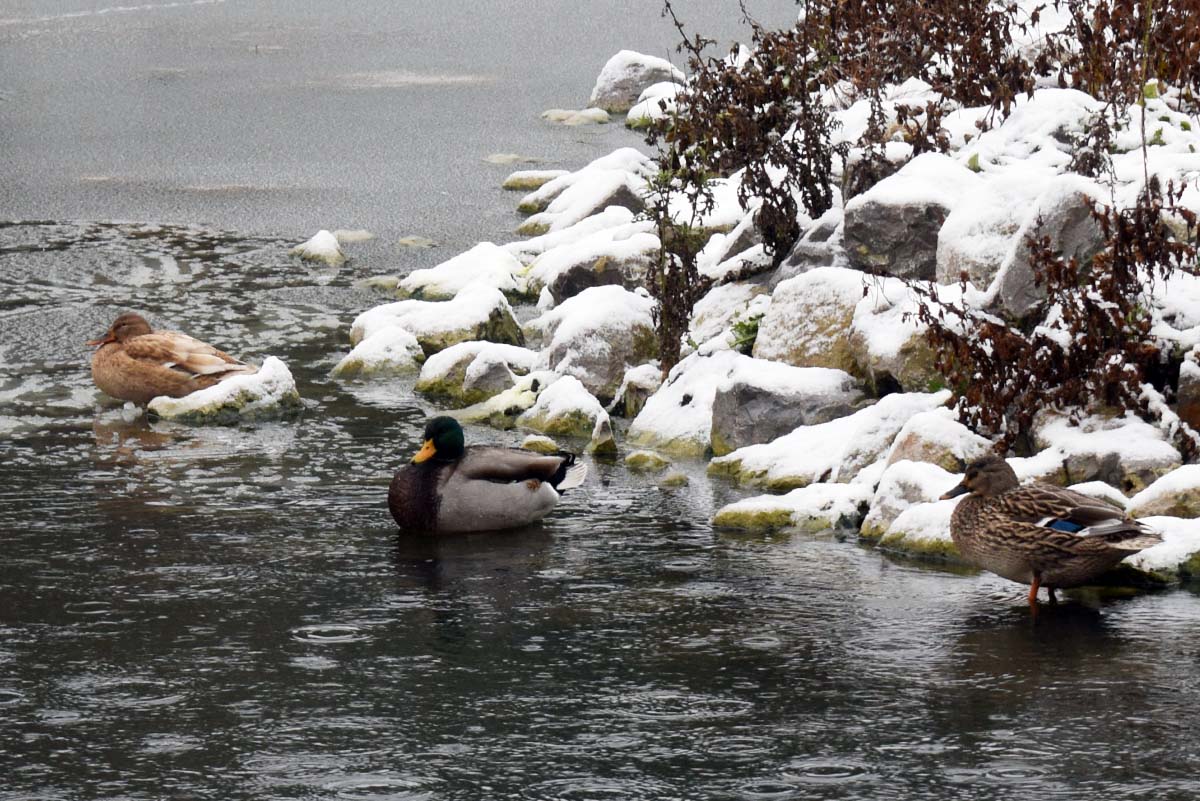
{"left": 2, "top": 2, "right": 1200, "bottom": 799}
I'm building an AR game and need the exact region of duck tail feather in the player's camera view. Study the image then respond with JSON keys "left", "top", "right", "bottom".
{"left": 556, "top": 462, "right": 588, "bottom": 492}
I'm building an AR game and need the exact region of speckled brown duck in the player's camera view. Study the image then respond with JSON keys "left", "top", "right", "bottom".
{"left": 389, "top": 416, "right": 587, "bottom": 533}
{"left": 87, "top": 312, "right": 257, "bottom": 405}
{"left": 941, "top": 455, "right": 1161, "bottom": 607}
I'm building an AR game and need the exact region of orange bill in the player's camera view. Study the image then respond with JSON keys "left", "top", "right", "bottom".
{"left": 411, "top": 439, "right": 437, "bottom": 464}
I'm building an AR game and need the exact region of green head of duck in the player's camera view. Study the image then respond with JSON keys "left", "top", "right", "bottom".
{"left": 411, "top": 415, "right": 465, "bottom": 464}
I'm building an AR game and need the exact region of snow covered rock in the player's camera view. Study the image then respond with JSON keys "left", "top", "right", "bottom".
{"left": 503, "top": 169, "right": 568, "bottom": 191}
{"left": 331, "top": 328, "right": 424, "bottom": 378}
{"left": 696, "top": 212, "right": 766, "bottom": 283}
{"left": 398, "top": 242, "right": 528, "bottom": 300}
{"left": 1128, "top": 465, "right": 1200, "bottom": 518}
{"left": 752, "top": 267, "right": 863, "bottom": 375}
{"left": 988, "top": 174, "right": 1106, "bottom": 319}
{"left": 527, "top": 285, "right": 657, "bottom": 403}
{"left": 713, "top": 483, "right": 873, "bottom": 532}
{"left": 860, "top": 460, "right": 958, "bottom": 540}
{"left": 453, "top": 370, "right": 558, "bottom": 429}
{"left": 626, "top": 81, "right": 681, "bottom": 129}
{"left": 885, "top": 408, "right": 993, "bottom": 472}
{"left": 349, "top": 284, "right": 523, "bottom": 356}
{"left": 848, "top": 275, "right": 941, "bottom": 394}
{"left": 876, "top": 499, "right": 963, "bottom": 563}
{"left": 708, "top": 390, "right": 952, "bottom": 490}
{"left": 1025, "top": 412, "right": 1181, "bottom": 492}
{"left": 843, "top": 153, "right": 982, "bottom": 280}
{"left": 689, "top": 282, "right": 771, "bottom": 347}
{"left": 609, "top": 363, "right": 661, "bottom": 418}
{"left": 625, "top": 349, "right": 742, "bottom": 457}
{"left": 517, "top": 374, "right": 610, "bottom": 439}
{"left": 290, "top": 230, "right": 346, "bottom": 267}
{"left": 525, "top": 219, "right": 658, "bottom": 303}
{"left": 936, "top": 171, "right": 1050, "bottom": 287}
{"left": 147, "top": 357, "right": 302, "bottom": 424}
{"left": 625, "top": 449, "right": 671, "bottom": 472}
{"left": 1176, "top": 355, "right": 1200, "bottom": 431}
{"left": 414, "top": 341, "right": 539, "bottom": 405}
{"left": 1120, "top": 516, "right": 1200, "bottom": 583}
{"left": 709, "top": 361, "right": 865, "bottom": 456}
{"left": 521, "top": 434, "right": 560, "bottom": 454}
{"left": 506, "top": 207, "right": 640, "bottom": 263}
{"left": 542, "top": 107, "right": 610, "bottom": 125}
{"left": 516, "top": 148, "right": 652, "bottom": 235}
{"left": 588, "top": 50, "right": 685, "bottom": 113}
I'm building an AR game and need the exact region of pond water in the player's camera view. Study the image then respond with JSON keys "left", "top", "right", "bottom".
{"left": 3, "top": 2, "right": 1200, "bottom": 799}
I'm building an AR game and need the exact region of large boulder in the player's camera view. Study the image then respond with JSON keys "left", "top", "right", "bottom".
{"left": 936, "top": 171, "right": 1050, "bottom": 287}
{"left": 752, "top": 267, "right": 863, "bottom": 375}
{"left": 588, "top": 50, "right": 686, "bottom": 113}
{"left": 708, "top": 390, "right": 951, "bottom": 490}
{"left": 1022, "top": 412, "right": 1181, "bottom": 492}
{"left": 987, "top": 174, "right": 1105, "bottom": 320}
{"left": 843, "top": 153, "right": 982, "bottom": 280}
{"left": 626, "top": 348, "right": 742, "bottom": 457}
{"left": 710, "top": 361, "right": 865, "bottom": 456}
{"left": 398, "top": 242, "right": 527, "bottom": 300}
{"left": 349, "top": 283, "right": 523, "bottom": 356}
{"left": 526, "top": 285, "right": 658, "bottom": 403}
{"left": 414, "top": 341, "right": 539, "bottom": 405}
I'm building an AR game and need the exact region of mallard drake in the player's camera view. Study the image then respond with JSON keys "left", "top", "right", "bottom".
{"left": 87, "top": 312, "right": 258, "bottom": 405}
{"left": 941, "top": 455, "right": 1161, "bottom": 606}
{"left": 389, "top": 416, "right": 587, "bottom": 533}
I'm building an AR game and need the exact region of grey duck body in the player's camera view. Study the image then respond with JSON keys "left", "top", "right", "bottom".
{"left": 389, "top": 446, "right": 579, "bottom": 533}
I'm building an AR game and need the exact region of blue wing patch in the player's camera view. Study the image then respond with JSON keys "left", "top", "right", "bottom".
{"left": 1038, "top": 517, "right": 1086, "bottom": 533}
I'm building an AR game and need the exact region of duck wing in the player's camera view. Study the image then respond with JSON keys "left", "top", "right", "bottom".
{"left": 124, "top": 332, "right": 256, "bottom": 378}
{"left": 458, "top": 447, "right": 586, "bottom": 490}
{"left": 999, "top": 483, "right": 1160, "bottom": 551}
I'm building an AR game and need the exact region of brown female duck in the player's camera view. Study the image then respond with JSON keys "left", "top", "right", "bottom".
{"left": 941, "top": 455, "right": 1161, "bottom": 607}
{"left": 87, "top": 312, "right": 257, "bottom": 405}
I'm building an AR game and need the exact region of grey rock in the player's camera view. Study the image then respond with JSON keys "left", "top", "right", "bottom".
{"left": 991, "top": 176, "right": 1105, "bottom": 319}
{"left": 710, "top": 372, "right": 865, "bottom": 456}
{"left": 588, "top": 50, "right": 686, "bottom": 113}
{"left": 844, "top": 198, "right": 948, "bottom": 280}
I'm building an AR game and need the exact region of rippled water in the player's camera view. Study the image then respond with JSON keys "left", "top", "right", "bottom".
{"left": 2, "top": 221, "right": 1200, "bottom": 800}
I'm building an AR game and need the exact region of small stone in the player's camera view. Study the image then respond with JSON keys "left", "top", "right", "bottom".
{"left": 290, "top": 230, "right": 346, "bottom": 267}
{"left": 521, "top": 435, "right": 560, "bottom": 454}
{"left": 625, "top": 450, "right": 670, "bottom": 472}
{"left": 659, "top": 471, "right": 689, "bottom": 487}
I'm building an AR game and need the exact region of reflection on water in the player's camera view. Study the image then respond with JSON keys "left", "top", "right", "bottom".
{"left": 2, "top": 221, "right": 1200, "bottom": 800}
